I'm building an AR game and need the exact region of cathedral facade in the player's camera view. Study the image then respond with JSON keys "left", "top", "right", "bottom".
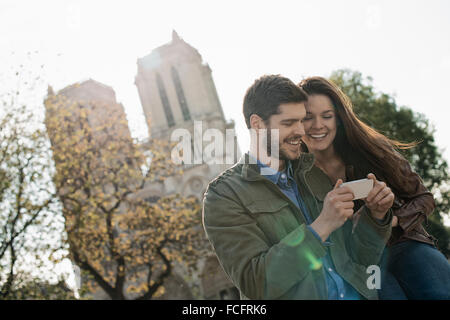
{"left": 45, "top": 31, "right": 240, "bottom": 299}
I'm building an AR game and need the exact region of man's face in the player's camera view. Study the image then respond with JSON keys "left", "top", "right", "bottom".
{"left": 264, "top": 102, "right": 306, "bottom": 162}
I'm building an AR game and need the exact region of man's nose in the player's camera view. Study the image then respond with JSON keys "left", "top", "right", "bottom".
{"left": 293, "top": 121, "right": 305, "bottom": 136}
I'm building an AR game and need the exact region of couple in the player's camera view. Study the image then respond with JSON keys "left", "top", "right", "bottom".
{"left": 202, "top": 74, "right": 450, "bottom": 300}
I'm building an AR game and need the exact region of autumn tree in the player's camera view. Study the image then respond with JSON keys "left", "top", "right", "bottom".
{"left": 44, "top": 85, "right": 207, "bottom": 300}
{"left": 330, "top": 69, "right": 450, "bottom": 255}
{"left": 0, "top": 60, "right": 67, "bottom": 298}
{"left": 1, "top": 269, "right": 76, "bottom": 300}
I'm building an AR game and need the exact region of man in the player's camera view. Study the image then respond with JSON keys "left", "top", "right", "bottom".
{"left": 202, "top": 75, "right": 393, "bottom": 299}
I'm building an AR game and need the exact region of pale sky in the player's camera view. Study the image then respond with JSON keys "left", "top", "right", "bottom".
{"left": 1, "top": 0, "right": 450, "bottom": 287}
{"left": 1, "top": 0, "right": 450, "bottom": 165}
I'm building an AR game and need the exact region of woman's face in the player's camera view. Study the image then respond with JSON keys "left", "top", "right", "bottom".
{"left": 302, "top": 94, "right": 338, "bottom": 154}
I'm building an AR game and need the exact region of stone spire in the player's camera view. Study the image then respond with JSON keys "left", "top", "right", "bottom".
{"left": 172, "top": 30, "right": 181, "bottom": 42}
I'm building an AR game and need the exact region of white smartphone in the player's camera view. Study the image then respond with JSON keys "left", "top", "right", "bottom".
{"left": 339, "top": 178, "right": 374, "bottom": 200}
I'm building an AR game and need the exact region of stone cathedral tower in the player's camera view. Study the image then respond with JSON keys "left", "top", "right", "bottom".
{"left": 136, "top": 31, "right": 226, "bottom": 139}
{"left": 135, "top": 30, "right": 240, "bottom": 201}
{"left": 135, "top": 31, "right": 240, "bottom": 299}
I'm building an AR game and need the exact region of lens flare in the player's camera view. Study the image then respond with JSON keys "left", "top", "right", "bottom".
{"left": 305, "top": 251, "right": 322, "bottom": 270}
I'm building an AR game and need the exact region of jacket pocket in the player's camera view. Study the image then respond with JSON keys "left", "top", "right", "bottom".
{"left": 246, "top": 199, "right": 298, "bottom": 244}
{"left": 246, "top": 198, "right": 290, "bottom": 214}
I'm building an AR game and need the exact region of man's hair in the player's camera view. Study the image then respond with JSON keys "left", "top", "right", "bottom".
{"left": 243, "top": 74, "right": 308, "bottom": 129}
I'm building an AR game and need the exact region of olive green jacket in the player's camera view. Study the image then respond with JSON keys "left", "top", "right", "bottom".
{"left": 202, "top": 153, "right": 392, "bottom": 300}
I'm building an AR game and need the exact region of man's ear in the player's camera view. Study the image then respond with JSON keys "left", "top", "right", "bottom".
{"left": 249, "top": 114, "right": 266, "bottom": 130}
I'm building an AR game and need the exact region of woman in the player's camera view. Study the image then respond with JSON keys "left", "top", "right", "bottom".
{"left": 298, "top": 76, "right": 450, "bottom": 300}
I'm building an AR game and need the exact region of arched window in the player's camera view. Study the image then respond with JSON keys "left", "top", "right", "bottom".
{"left": 171, "top": 66, "right": 191, "bottom": 121}
{"left": 156, "top": 73, "right": 175, "bottom": 127}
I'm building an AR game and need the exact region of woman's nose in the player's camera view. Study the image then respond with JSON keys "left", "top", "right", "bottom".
{"left": 312, "top": 118, "right": 323, "bottom": 129}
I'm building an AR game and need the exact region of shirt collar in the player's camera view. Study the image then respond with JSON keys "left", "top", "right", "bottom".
{"left": 248, "top": 152, "right": 294, "bottom": 185}
{"left": 239, "top": 151, "right": 315, "bottom": 182}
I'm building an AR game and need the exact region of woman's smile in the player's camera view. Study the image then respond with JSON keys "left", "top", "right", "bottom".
{"left": 308, "top": 133, "right": 328, "bottom": 139}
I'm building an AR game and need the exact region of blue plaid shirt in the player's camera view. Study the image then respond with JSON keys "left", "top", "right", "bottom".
{"left": 254, "top": 156, "right": 361, "bottom": 300}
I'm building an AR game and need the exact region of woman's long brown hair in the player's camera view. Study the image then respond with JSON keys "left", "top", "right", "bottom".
{"left": 298, "top": 76, "right": 416, "bottom": 195}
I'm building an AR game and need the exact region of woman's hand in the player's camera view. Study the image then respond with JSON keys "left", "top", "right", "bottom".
{"left": 364, "top": 173, "right": 395, "bottom": 220}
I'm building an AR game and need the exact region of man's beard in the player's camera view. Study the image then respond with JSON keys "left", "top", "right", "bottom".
{"left": 264, "top": 127, "right": 302, "bottom": 161}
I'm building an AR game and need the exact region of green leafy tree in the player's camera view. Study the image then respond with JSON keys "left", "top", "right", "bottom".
{"left": 330, "top": 69, "right": 450, "bottom": 256}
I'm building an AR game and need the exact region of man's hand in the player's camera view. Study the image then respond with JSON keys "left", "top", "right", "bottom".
{"left": 310, "top": 179, "right": 354, "bottom": 242}
{"left": 364, "top": 173, "right": 395, "bottom": 220}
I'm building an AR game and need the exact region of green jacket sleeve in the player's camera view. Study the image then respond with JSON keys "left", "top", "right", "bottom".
{"left": 346, "top": 205, "right": 393, "bottom": 267}
{"left": 202, "top": 185, "right": 328, "bottom": 300}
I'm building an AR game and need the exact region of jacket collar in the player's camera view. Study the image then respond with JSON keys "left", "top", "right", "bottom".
{"left": 239, "top": 152, "right": 315, "bottom": 182}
